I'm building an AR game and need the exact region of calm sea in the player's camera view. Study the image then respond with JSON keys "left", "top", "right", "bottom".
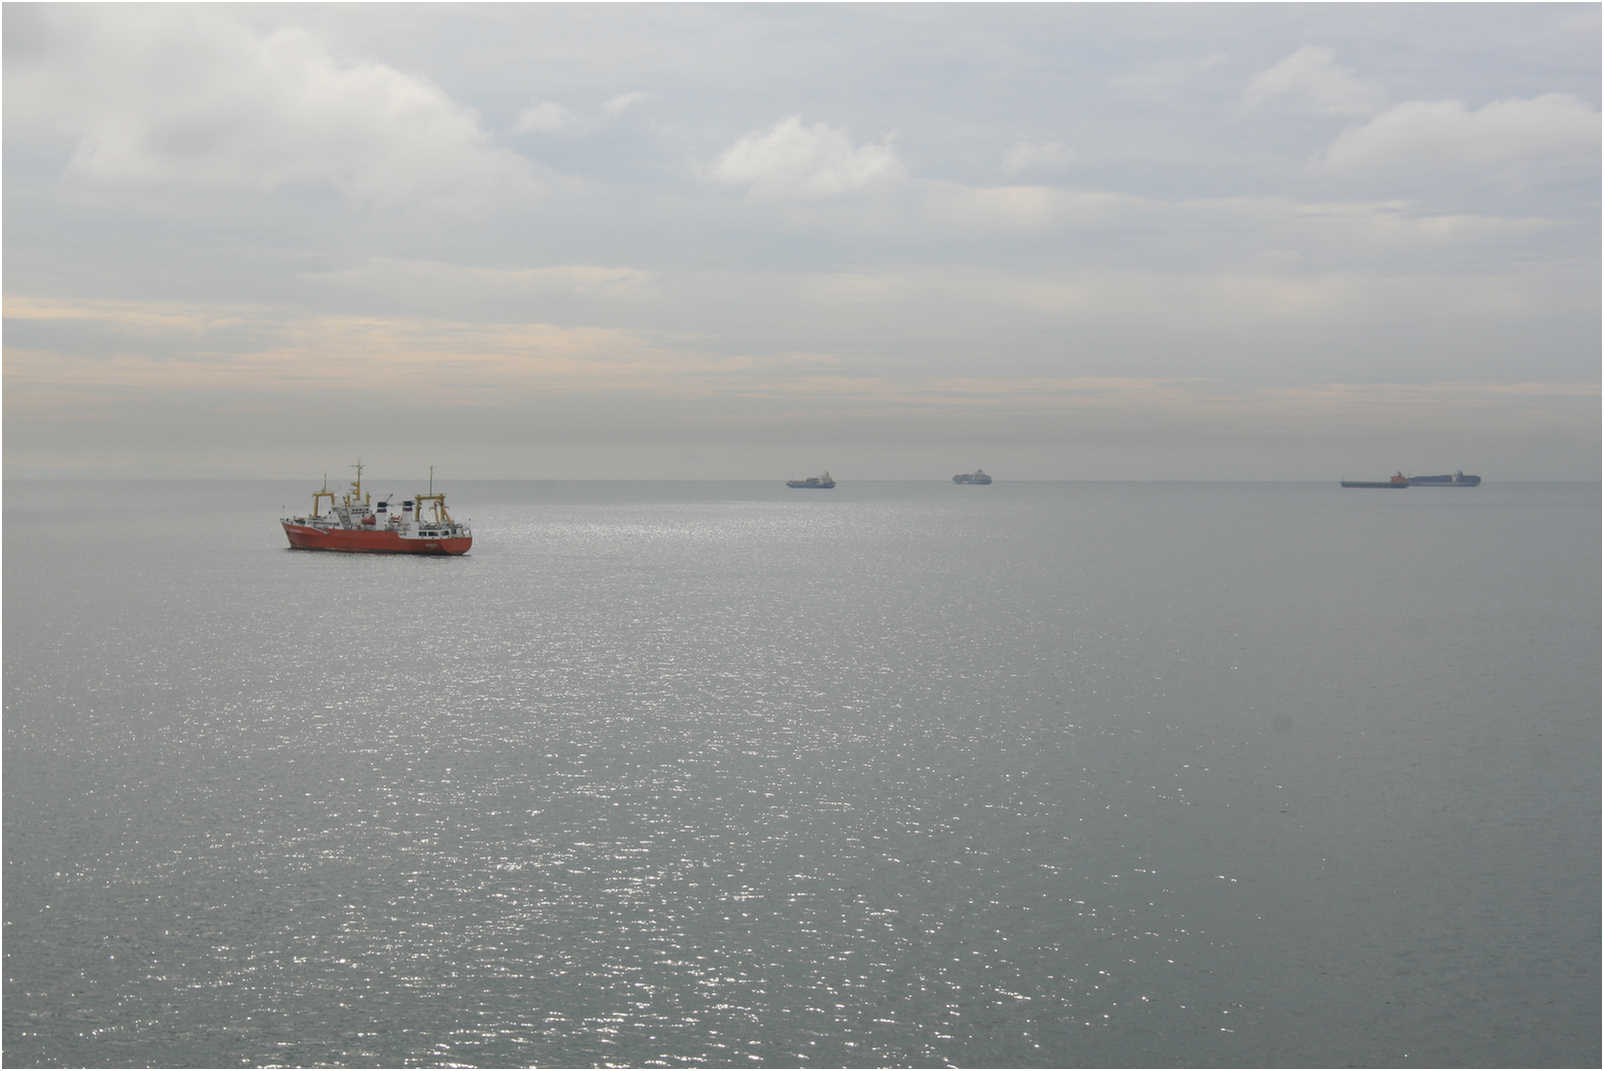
{"left": 4, "top": 479, "right": 1598, "bottom": 1068}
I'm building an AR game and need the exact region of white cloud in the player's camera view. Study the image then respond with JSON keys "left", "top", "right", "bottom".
{"left": 768, "top": 258, "right": 1594, "bottom": 342}
{"left": 603, "top": 91, "right": 650, "bottom": 116}
{"left": 923, "top": 183, "right": 1142, "bottom": 231}
{"left": 304, "top": 258, "right": 657, "bottom": 306}
{"left": 1110, "top": 52, "right": 1229, "bottom": 103}
{"left": 8, "top": 7, "right": 539, "bottom": 212}
{"left": 1244, "top": 46, "right": 1384, "bottom": 116}
{"left": 710, "top": 117, "right": 905, "bottom": 199}
{"left": 512, "top": 92, "right": 648, "bottom": 137}
{"left": 1003, "top": 140, "right": 1075, "bottom": 177}
{"left": 1179, "top": 197, "right": 1564, "bottom": 265}
{"left": 515, "top": 100, "right": 577, "bottom": 134}
{"left": 1322, "top": 94, "right": 1600, "bottom": 171}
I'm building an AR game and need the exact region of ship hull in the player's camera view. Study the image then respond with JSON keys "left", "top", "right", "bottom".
{"left": 1409, "top": 474, "right": 1481, "bottom": 486}
{"left": 1339, "top": 481, "right": 1408, "bottom": 489}
{"left": 283, "top": 523, "right": 471, "bottom": 555}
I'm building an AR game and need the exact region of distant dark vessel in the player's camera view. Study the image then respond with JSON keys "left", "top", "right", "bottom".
{"left": 1341, "top": 472, "right": 1410, "bottom": 489}
{"left": 952, "top": 469, "right": 992, "bottom": 485}
{"left": 1409, "top": 470, "right": 1481, "bottom": 487}
{"left": 786, "top": 471, "right": 835, "bottom": 489}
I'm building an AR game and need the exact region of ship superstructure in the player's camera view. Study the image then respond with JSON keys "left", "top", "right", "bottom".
{"left": 281, "top": 463, "right": 472, "bottom": 554}
{"left": 1409, "top": 470, "right": 1481, "bottom": 486}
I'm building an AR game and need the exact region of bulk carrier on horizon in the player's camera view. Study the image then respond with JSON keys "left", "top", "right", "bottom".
{"left": 1340, "top": 469, "right": 1482, "bottom": 489}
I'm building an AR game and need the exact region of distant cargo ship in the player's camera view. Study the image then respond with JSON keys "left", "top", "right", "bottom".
{"left": 952, "top": 469, "right": 992, "bottom": 485}
{"left": 282, "top": 463, "right": 472, "bottom": 554}
{"left": 1340, "top": 472, "right": 1410, "bottom": 489}
{"left": 786, "top": 471, "right": 835, "bottom": 489}
{"left": 1409, "top": 471, "right": 1481, "bottom": 487}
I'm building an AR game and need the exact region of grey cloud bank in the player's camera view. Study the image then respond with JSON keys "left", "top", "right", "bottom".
{"left": 4, "top": 4, "right": 1598, "bottom": 480}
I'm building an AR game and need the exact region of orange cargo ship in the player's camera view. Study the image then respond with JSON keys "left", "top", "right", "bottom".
{"left": 281, "top": 463, "right": 472, "bottom": 555}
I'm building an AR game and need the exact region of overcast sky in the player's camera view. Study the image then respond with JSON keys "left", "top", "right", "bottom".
{"left": 4, "top": 3, "right": 1599, "bottom": 480}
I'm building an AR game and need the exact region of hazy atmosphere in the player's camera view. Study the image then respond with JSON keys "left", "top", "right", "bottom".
{"left": 4, "top": 3, "right": 1599, "bottom": 480}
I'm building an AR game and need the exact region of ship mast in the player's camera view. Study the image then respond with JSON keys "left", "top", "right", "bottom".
{"left": 415, "top": 465, "right": 451, "bottom": 525}
{"left": 311, "top": 471, "right": 334, "bottom": 517}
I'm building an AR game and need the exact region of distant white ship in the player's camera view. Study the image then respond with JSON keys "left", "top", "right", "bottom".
{"left": 952, "top": 469, "right": 992, "bottom": 485}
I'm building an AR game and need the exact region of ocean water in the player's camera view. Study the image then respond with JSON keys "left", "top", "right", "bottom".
{"left": 3, "top": 478, "right": 1598, "bottom": 1068}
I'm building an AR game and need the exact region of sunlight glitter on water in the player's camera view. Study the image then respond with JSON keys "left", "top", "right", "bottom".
{"left": 4, "top": 481, "right": 1599, "bottom": 1066}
